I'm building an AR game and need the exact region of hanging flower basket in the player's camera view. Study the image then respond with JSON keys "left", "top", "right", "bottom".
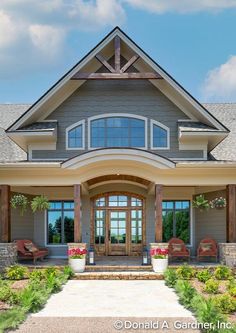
{"left": 31, "top": 195, "right": 50, "bottom": 213}
{"left": 209, "top": 197, "right": 227, "bottom": 209}
{"left": 192, "top": 194, "right": 210, "bottom": 212}
{"left": 11, "top": 194, "right": 28, "bottom": 216}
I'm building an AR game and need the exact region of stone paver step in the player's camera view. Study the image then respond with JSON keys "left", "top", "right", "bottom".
{"left": 85, "top": 265, "right": 152, "bottom": 272}
{"left": 74, "top": 271, "right": 164, "bottom": 280}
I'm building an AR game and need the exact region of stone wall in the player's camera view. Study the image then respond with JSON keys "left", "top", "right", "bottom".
{"left": 0, "top": 243, "right": 17, "bottom": 272}
{"left": 219, "top": 243, "right": 236, "bottom": 266}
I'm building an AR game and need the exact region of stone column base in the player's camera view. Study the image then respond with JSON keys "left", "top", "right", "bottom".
{"left": 0, "top": 243, "right": 17, "bottom": 272}
{"left": 219, "top": 243, "right": 236, "bottom": 265}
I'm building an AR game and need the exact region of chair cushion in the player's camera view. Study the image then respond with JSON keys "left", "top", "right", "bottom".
{"left": 24, "top": 242, "right": 38, "bottom": 253}
{"left": 171, "top": 243, "right": 182, "bottom": 252}
{"left": 200, "top": 243, "right": 212, "bottom": 252}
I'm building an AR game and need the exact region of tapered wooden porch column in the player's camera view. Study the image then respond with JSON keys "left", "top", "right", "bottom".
{"left": 155, "top": 184, "right": 163, "bottom": 242}
{"left": 226, "top": 185, "right": 236, "bottom": 242}
{"left": 74, "top": 184, "right": 82, "bottom": 242}
{"left": 0, "top": 185, "right": 11, "bottom": 242}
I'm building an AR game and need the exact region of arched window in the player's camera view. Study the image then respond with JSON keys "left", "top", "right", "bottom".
{"left": 66, "top": 120, "right": 85, "bottom": 150}
{"left": 151, "top": 120, "right": 170, "bottom": 149}
{"left": 89, "top": 114, "right": 147, "bottom": 149}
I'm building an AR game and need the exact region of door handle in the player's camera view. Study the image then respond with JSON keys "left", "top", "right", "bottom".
{"left": 108, "top": 230, "right": 111, "bottom": 240}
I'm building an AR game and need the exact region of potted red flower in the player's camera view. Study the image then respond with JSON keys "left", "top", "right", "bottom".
{"left": 150, "top": 248, "right": 168, "bottom": 273}
{"left": 68, "top": 247, "right": 87, "bottom": 273}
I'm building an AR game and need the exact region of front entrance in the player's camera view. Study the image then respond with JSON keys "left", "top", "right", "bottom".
{"left": 109, "top": 210, "right": 127, "bottom": 255}
{"left": 91, "top": 192, "right": 145, "bottom": 256}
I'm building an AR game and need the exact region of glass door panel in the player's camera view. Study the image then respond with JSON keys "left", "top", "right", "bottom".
{"left": 109, "top": 210, "right": 127, "bottom": 255}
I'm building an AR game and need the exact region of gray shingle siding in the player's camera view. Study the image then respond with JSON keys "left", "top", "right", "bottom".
{"left": 30, "top": 79, "right": 202, "bottom": 160}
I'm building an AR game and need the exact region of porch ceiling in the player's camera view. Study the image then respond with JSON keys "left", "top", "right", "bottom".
{"left": 87, "top": 175, "right": 151, "bottom": 188}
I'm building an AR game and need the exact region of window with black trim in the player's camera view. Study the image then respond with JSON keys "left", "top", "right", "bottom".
{"left": 47, "top": 201, "right": 74, "bottom": 244}
{"left": 90, "top": 117, "right": 145, "bottom": 148}
{"left": 162, "top": 201, "right": 190, "bottom": 243}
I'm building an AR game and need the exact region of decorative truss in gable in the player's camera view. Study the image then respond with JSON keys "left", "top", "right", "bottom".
{"left": 71, "top": 36, "right": 163, "bottom": 80}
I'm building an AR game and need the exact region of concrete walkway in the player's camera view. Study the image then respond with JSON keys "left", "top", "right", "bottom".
{"left": 14, "top": 280, "right": 200, "bottom": 333}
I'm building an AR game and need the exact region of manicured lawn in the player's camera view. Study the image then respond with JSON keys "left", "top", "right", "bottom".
{"left": 0, "top": 265, "right": 73, "bottom": 333}
{"left": 164, "top": 264, "right": 236, "bottom": 333}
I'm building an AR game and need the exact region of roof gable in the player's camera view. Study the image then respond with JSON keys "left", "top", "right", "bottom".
{"left": 7, "top": 27, "right": 228, "bottom": 133}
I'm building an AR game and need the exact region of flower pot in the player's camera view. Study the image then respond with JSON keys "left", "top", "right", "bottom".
{"left": 69, "top": 258, "right": 86, "bottom": 273}
{"left": 152, "top": 258, "right": 168, "bottom": 273}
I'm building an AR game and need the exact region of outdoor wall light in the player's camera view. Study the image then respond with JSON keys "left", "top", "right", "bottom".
{"left": 142, "top": 246, "right": 149, "bottom": 265}
{"left": 88, "top": 246, "right": 96, "bottom": 265}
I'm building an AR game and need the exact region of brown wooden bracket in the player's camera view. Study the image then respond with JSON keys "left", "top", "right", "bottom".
{"left": 71, "top": 35, "right": 163, "bottom": 80}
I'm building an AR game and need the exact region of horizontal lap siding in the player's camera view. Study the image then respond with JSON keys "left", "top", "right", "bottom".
{"left": 195, "top": 190, "right": 226, "bottom": 250}
{"left": 32, "top": 80, "right": 202, "bottom": 160}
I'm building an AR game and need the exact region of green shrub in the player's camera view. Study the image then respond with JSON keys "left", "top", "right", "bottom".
{"left": 227, "top": 279, "right": 236, "bottom": 297}
{"left": 212, "top": 293, "right": 236, "bottom": 314}
{"left": 214, "top": 266, "right": 232, "bottom": 280}
{"left": 196, "top": 269, "right": 211, "bottom": 283}
{"left": 0, "top": 284, "right": 19, "bottom": 305}
{"left": 29, "top": 269, "right": 46, "bottom": 282}
{"left": 0, "top": 307, "right": 26, "bottom": 332}
{"left": 164, "top": 268, "right": 178, "bottom": 288}
{"left": 44, "top": 267, "right": 60, "bottom": 278}
{"left": 175, "top": 280, "right": 197, "bottom": 308}
{"left": 19, "top": 285, "right": 48, "bottom": 313}
{"left": 204, "top": 278, "right": 219, "bottom": 294}
{"left": 191, "top": 295, "right": 226, "bottom": 333}
{"left": 176, "top": 264, "right": 195, "bottom": 280}
{"left": 63, "top": 266, "right": 74, "bottom": 279}
{"left": 5, "top": 265, "right": 28, "bottom": 280}
{"left": 45, "top": 274, "right": 62, "bottom": 294}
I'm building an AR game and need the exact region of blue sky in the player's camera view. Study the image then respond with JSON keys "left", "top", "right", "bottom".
{"left": 1, "top": 0, "right": 236, "bottom": 103}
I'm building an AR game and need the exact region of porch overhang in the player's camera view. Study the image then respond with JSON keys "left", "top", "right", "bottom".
{"left": 61, "top": 149, "right": 176, "bottom": 170}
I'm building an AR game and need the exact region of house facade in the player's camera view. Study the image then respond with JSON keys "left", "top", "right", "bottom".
{"left": 0, "top": 27, "right": 236, "bottom": 259}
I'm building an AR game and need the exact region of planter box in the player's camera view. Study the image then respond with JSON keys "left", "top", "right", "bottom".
{"left": 152, "top": 258, "right": 168, "bottom": 273}
{"left": 69, "top": 258, "right": 86, "bottom": 273}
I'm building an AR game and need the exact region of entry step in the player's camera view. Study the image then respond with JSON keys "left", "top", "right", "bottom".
{"left": 85, "top": 265, "right": 152, "bottom": 272}
{"left": 74, "top": 271, "right": 163, "bottom": 280}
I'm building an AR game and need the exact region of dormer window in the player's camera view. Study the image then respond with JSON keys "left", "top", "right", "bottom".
{"left": 89, "top": 114, "right": 147, "bottom": 149}
{"left": 66, "top": 120, "right": 85, "bottom": 150}
{"left": 151, "top": 120, "right": 170, "bottom": 149}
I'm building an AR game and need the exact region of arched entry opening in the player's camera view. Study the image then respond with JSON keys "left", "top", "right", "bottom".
{"left": 91, "top": 192, "right": 145, "bottom": 256}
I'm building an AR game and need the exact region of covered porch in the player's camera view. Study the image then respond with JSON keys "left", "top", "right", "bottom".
{"left": 1, "top": 152, "right": 236, "bottom": 267}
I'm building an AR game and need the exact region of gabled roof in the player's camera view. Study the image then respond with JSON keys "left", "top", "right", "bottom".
{"left": 6, "top": 27, "right": 228, "bottom": 133}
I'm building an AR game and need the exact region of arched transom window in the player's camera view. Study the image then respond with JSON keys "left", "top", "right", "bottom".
{"left": 151, "top": 120, "right": 170, "bottom": 149}
{"left": 66, "top": 120, "right": 85, "bottom": 150}
{"left": 89, "top": 115, "right": 147, "bottom": 149}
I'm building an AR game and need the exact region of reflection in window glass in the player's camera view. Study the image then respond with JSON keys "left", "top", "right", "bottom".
{"left": 91, "top": 117, "right": 145, "bottom": 148}
{"left": 95, "top": 210, "right": 105, "bottom": 244}
{"left": 109, "top": 195, "right": 128, "bottom": 207}
{"left": 162, "top": 201, "right": 190, "bottom": 243}
{"left": 95, "top": 197, "right": 105, "bottom": 207}
{"left": 68, "top": 125, "right": 83, "bottom": 148}
{"left": 47, "top": 201, "right": 74, "bottom": 244}
{"left": 153, "top": 124, "right": 168, "bottom": 148}
{"left": 131, "top": 210, "right": 142, "bottom": 244}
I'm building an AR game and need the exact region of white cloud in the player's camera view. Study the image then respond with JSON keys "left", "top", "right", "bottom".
{"left": 202, "top": 56, "right": 236, "bottom": 101}
{"left": 29, "top": 25, "right": 65, "bottom": 57}
{"left": 125, "top": 0, "right": 236, "bottom": 13}
{"left": 0, "top": 10, "right": 19, "bottom": 48}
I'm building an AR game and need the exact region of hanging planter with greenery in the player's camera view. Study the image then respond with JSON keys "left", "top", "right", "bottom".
{"left": 31, "top": 195, "right": 50, "bottom": 213}
{"left": 11, "top": 194, "right": 28, "bottom": 216}
{"left": 209, "top": 197, "right": 227, "bottom": 209}
{"left": 192, "top": 194, "right": 210, "bottom": 212}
